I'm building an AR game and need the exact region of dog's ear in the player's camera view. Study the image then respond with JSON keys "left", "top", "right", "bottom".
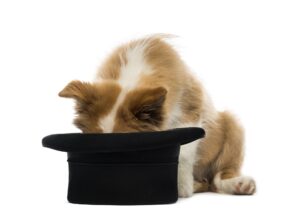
{"left": 129, "top": 86, "right": 167, "bottom": 126}
{"left": 59, "top": 80, "right": 94, "bottom": 102}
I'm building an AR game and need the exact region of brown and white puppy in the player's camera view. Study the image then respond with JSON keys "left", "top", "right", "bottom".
{"left": 59, "top": 35, "right": 256, "bottom": 197}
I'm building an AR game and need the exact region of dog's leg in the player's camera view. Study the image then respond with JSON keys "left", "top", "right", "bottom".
{"left": 178, "top": 158, "right": 194, "bottom": 197}
{"left": 178, "top": 140, "right": 199, "bottom": 197}
{"left": 211, "top": 111, "right": 256, "bottom": 195}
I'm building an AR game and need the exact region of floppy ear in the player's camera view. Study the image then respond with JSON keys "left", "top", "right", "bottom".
{"left": 59, "top": 80, "right": 93, "bottom": 101}
{"left": 130, "top": 86, "right": 167, "bottom": 125}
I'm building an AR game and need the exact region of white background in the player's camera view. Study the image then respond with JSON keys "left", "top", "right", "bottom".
{"left": 0, "top": 0, "right": 299, "bottom": 214}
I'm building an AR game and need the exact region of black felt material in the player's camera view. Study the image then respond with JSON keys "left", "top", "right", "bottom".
{"left": 42, "top": 127, "right": 205, "bottom": 205}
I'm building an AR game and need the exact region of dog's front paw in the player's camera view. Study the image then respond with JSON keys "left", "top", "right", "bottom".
{"left": 178, "top": 182, "right": 194, "bottom": 198}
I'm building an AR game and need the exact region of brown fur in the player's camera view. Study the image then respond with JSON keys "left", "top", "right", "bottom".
{"left": 97, "top": 47, "right": 125, "bottom": 80}
{"left": 59, "top": 80, "right": 122, "bottom": 133}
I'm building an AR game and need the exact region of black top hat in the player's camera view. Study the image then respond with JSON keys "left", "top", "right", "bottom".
{"left": 42, "top": 127, "right": 205, "bottom": 205}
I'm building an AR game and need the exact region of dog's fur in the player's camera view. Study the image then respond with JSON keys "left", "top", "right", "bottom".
{"left": 59, "top": 35, "right": 256, "bottom": 197}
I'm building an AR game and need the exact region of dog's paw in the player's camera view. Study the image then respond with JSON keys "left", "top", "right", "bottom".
{"left": 178, "top": 186, "right": 193, "bottom": 198}
{"left": 214, "top": 175, "right": 256, "bottom": 195}
{"left": 178, "top": 179, "right": 194, "bottom": 198}
{"left": 233, "top": 176, "right": 256, "bottom": 195}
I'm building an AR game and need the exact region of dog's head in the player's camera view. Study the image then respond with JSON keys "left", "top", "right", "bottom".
{"left": 59, "top": 80, "right": 167, "bottom": 133}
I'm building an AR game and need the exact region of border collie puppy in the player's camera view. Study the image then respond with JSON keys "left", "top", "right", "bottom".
{"left": 59, "top": 35, "right": 256, "bottom": 197}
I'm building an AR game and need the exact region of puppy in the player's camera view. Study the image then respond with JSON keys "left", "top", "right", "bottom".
{"left": 59, "top": 35, "right": 256, "bottom": 197}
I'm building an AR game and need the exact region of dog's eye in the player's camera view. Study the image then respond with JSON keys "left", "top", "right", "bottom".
{"left": 133, "top": 105, "right": 164, "bottom": 126}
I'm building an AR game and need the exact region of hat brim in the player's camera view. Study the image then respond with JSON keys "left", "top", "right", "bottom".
{"left": 42, "top": 127, "right": 205, "bottom": 153}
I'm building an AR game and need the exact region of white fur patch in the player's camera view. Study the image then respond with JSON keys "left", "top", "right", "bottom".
{"left": 166, "top": 99, "right": 183, "bottom": 128}
{"left": 119, "top": 42, "right": 152, "bottom": 89}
